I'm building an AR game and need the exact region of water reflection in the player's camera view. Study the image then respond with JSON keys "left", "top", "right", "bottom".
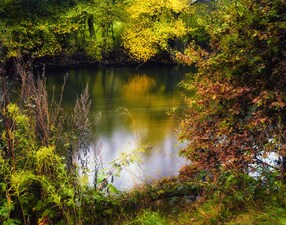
{"left": 46, "top": 66, "right": 188, "bottom": 190}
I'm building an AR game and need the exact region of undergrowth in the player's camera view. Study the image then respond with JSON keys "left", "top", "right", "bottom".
{"left": 122, "top": 170, "right": 286, "bottom": 225}
{"left": 0, "top": 62, "right": 124, "bottom": 224}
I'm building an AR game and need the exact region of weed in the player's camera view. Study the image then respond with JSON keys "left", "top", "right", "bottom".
{"left": 125, "top": 209, "right": 167, "bottom": 225}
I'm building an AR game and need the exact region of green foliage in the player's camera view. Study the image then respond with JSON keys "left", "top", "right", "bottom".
{"left": 0, "top": 0, "right": 212, "bottom": 62}
{"left": 1, "top": 103, "right": 72, "bottom": 223}
{"left": 0, "top": 0, "right": 125, "bottom": 61}
{"left": 166, "top": 169, "right": 286, "bottom": 225}
{"left": 226, "top": 207, "right": 286, "bottom": 225}
{"left": 46, "top": 0, "right": 125, "bottom": 60}
{"left": 0, "top": 69, "right": 123, "bottom": 224}
{"left": 178, "top": 200, "right": 286, "bottom": 225}
{"left": 125, "top": 209, "right": 167, "bottom": 225}
{"left": 0, "top": 0, "right": 71, "bottom": 59}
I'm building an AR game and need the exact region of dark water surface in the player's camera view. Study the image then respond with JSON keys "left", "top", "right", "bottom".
{"left": 46, "top": 65, "right": 189, "bottom": 190}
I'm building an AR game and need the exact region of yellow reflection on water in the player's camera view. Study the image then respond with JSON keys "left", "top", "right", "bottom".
{"left": 120, "top": 74, "right": 180, "bottom": 145}
{"left": 123, "top": 74, "right": 156, "bottom": 95}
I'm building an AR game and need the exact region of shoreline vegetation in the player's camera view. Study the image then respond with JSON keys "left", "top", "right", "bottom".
{"left": 4, "top": 51, "right": 180, "bottom": 76}
{"left": 1, "top": 0, "right": 286, "bottom": 224}
{"left": 38, "top": 55, "right": 178, "bottom": 69}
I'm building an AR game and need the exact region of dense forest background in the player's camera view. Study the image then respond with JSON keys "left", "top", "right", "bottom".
{"left": 1, "top": 0, "right": 286, "bottom": 224}
{"left": 0, "top": 0, "right": 211, "bottom": 64}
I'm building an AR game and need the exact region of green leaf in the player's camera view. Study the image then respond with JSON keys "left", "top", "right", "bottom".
{"left": 3, "top": 218, "right": 21, "bottom": 225}
{"left": 97, "top": 171, "right": 107, "bottom": 183}
{"left": 107, "top": 184, "right": 119, "bottom": 194}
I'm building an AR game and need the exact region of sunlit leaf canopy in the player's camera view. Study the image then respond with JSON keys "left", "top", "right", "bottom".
{"left": 123, "top": 0, "right": 192, "bottom": 61}
{"left": 0, "top": 0, "right": 198, "bottom": 61}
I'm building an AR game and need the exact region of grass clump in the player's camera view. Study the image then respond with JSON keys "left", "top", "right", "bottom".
{"left": 124, "top": 209, "right": 167, "bottom": 225}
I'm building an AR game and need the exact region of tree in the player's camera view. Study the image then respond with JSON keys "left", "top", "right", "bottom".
{"left": 123, "top": 0, "right": 192, "bottom": 62}
{"left": 178, "top": 0, "right": 286, "bottom": 180}
{"left": 0, "top": 0, "right": 74, "bottom": 59}
{"left": 91, "top": 0, "right": 125, "bottom": 57}
{"left": 0, "top": 0, "right": 125, "bottom": 61}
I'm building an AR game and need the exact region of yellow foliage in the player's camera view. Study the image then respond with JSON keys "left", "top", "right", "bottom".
{"left": 7, "top": 104, "right": 29, "bottom": 125}
{"left": 123, "top": 0, "right": 190, "bottom": 61}
{"left": 7, "top": 50, "right": 19, "bottom": 58}
{"left": 11, "top": 171, "right": 37, "bottom": 195}
{"left": 127, "top": 0, "right": 189, "bottom": 17}
{"left": 167, "top": 0, "right": 190, "bottom": 13}
{"left": 36, "top": 146, "right": 55, "bottom": 163}
{"left": 35, "top": 146, "right": 59, "bottom": 173}
{"left": 124, "top": 29, "right": 158, "bottom": 61}
{"left": 123, "top": 75, "right": 156, "bottom": 94}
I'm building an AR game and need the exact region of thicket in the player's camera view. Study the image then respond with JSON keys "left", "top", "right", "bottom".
{"left": 176, "top": 0, "right": 286, "bottom": 222}
{"left": 0, "top": 61, "right": 128, "bottom": 224}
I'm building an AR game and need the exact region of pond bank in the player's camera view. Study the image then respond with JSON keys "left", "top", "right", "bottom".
{"left": 31, "top": 48, "right": 177, "bottom": 68}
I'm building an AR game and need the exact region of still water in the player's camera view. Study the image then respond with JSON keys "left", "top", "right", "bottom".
{"left": 46, "top": 65, "right": 188, "bottom": 190}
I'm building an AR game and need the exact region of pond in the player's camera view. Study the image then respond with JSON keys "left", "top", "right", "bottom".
{"left": 46, "top": 65, "right": 189, "bottom": 190}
